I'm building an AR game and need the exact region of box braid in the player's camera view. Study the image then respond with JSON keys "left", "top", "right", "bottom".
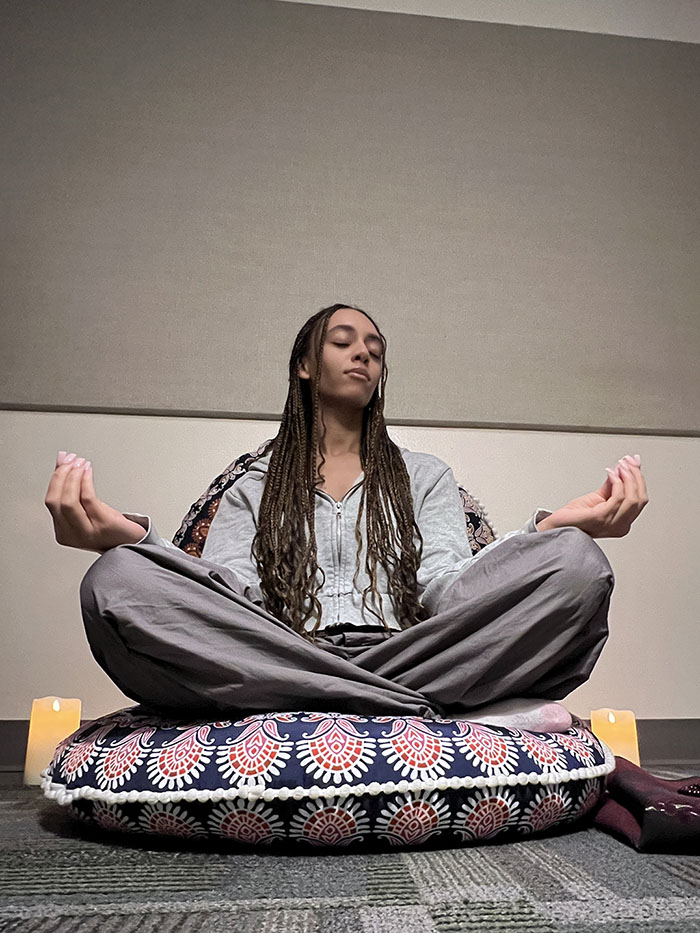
{"left": 251, "top": 303, "right": 430, "bottom": 643}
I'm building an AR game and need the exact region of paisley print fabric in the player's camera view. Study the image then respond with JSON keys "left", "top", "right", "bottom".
{"left": 42, "top": 706, "right": 614, "bottom": 850}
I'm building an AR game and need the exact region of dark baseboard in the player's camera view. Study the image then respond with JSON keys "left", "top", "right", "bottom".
{"left": 2, "top": 717, "right": 699, "bottom": 776}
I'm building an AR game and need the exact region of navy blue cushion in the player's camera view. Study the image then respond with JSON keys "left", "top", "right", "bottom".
{"left": 43, "top": 706, "right": 614, "bottom": 849}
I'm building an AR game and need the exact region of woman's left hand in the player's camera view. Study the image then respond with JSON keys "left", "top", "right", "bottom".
{"left": 538, "top": 454, "right": 649, "bottom": 538}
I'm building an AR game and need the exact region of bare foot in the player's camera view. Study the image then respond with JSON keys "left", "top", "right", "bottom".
{"left": 463, "top": 698, "right": 573, "bottom": 733}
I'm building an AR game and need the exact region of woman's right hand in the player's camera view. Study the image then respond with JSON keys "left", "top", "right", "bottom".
{"left": 45, "top": 452, "right": 149, "bottom": 553}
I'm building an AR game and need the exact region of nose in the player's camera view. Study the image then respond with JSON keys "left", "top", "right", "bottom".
{"left": 353, "top": 345, "right": 370, "bottom": 364}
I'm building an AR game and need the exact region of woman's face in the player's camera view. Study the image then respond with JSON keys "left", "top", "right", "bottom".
{"left": 299, "top": 308, "right": 384, "bottom": 410}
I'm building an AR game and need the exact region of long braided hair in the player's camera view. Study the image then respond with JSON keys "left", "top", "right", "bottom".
{"left": 251, "top": 303, "right": 430, "bottom": 642}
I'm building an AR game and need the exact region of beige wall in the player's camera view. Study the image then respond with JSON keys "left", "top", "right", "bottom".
{"left": 4, "top": 409, "right": 698, "bottom": 721}
{"left": 2, "top": 0, "right": 699, "bottom": 434}
{"left": 3, "top": 1, "right": 698, "bottom": 723}
{"left": 277, "top": 0, "right": 700, "bottom": 43}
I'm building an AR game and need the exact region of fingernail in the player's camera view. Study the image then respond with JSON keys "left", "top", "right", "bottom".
{"left": 64, "top": 453, "right": 77, "bottom": 463}
{"left": 619, "top": 460, "right": 630, "bottom": 472}
{"left": 72, "top": 458, "right": 85, "bottom": 468}
{"left": 84, "top": 461, "right": 91, "bottom": 472}
{"left": 605, "top": 468, "right": 617, "bottom": 479}
{"left": 58, "top": 451, "right": 66, "bottom": 460}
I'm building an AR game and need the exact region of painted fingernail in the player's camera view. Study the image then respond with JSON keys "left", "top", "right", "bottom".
{"left": 605, "top": 468, "right": 617, "bottom": 479}
{"left": 72, "top": 458, "right": 85, "bottom": 468}
{"left": 64, "top": 453, "right": 77, "bottom": 463}
{"left": 619, "top": 460, "right": 630, "bottom": 472}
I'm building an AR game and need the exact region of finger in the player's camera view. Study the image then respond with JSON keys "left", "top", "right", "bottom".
{"left": 611, "top": 462, "right": 649, "bottom": 532}
{"left": 45, "top": 452, "right": 79, "bottom": 511}
{"left": 78, "top": 461, "right": 100, "bottom": 518}
{"left": 618, "top": 459, "right": 644, "bottom": 502}
{"left": 628, "top": 459, "right": 648, "bottom": 503}
{"left": 604, "top": 465, "right": 624, "bottom": 500}
{"left": 59, "top": 458, "right": 92, "bottom": 524}
{"left": 620, "top": 454, "right": 646, "bottom": 491}
{"left": 602, "top": 466, "right": 628, "bottom": 519}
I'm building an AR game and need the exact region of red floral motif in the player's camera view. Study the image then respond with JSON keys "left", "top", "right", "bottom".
{"left": 518, "top": 732, "right": 568, "bottom": 771}
{"left": 297, "top": 717, "right": 375, "bottom": 785}
{"left": 217, "top": 719, "right": 293, "bottom": 786}
{"left": 379, "top": 719, "right": 454, "bottom": 780}
{"left": 468, "top": 795, "right": 510, "bottom": 837}
{"left": 147, "top": 726, "right": 215, "bottom": 790}
{"left": 455, "top": 722, "right": 521, "bottom": 777}
{"left": 556, "top": 733, "right": 597, "bottom": 765}
{"left": 91, "top": 802, "right": 137, "bottom": 834}
{"left": 53, "top": 726, "right": 88, "bottom": 762}
{"left": 522, "top": 788, "right": 572, "bottom": 832}
{"left": 376, "top": 791, "right": 450, "bottom": 846}
{"left": 572, "top": 779, "right": 600, "bottom": 819}
{"left": 138, "top": 803, "right": 207, "bottom": 838}
{"left": 95, "top": 727, "right": 156, "bottom": 790}
{"left": 290, "top": 799, "right": 369, "bottom": 847}
{"left": 460, "top": 789, "right": 520, "bottom": 840}
{"left": 59, "top": 724, "right": 115, "bottom": 781}
{"left": 209, "top": 800, "right": 284, "bottom": 844}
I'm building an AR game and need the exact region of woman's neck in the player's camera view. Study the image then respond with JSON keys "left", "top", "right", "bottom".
{"left": 315, "top": 405, "right": 363, "bottom": 457}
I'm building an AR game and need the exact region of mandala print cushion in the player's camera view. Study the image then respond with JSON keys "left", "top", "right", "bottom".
{"left": 42, "top": 708, "right": 614, "bottom": 849}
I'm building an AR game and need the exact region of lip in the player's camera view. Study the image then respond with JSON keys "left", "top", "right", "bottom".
{"left": 346, "top": 369, "right": 370, "bottom": 381}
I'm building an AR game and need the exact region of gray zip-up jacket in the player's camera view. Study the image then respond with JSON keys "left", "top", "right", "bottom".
{"left": 124, "top": 445, "right": 552, "bottom": 634}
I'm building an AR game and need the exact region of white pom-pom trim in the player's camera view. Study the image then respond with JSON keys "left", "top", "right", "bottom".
{"left": 39, "top": 742, "right": 615, "bottom": 808}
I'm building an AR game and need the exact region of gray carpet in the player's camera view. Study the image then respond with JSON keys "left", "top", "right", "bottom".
{"left": 1, "top": 768, "right": 699, "bottom": 932}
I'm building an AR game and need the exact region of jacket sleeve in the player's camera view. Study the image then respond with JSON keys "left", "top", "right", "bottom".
{"left": 121, "top": 512, "right": 181, "bottom": 551}
{"left": 414, "top": 465, "right": 552, "bottom": 617}
{"left": 122, "top": 486, "right": 266, "bottom": 607}
{"left": 199, "top": 484, "right": 266, "bottom": 606}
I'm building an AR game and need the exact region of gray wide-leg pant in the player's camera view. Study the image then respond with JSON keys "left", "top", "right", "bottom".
{"left": 79, "top": 526, "right": 614, "bottom": 720}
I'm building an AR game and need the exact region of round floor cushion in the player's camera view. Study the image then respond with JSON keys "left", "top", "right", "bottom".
{"left": 41, "top": 706, "right": 615, "bottom": 850}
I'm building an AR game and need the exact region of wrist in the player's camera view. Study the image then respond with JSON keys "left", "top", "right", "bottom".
{"left": 536, "top": 514, "right": 559, "bottom": 532}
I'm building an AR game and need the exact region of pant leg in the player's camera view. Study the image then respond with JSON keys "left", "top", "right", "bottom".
{"left": 351, "top": 525, "right": 615, "bottom": 712}
{"left": 80, "top": 526, "right": 613, "bottom": 721}
{"left": 79, "top": 542, "right": 443, "bottom": 719}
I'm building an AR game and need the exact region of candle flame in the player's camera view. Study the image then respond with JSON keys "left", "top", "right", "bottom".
{"left": 52, "top": 699, "right": 61, "bottom": 712}
{"left": 608, "top": 711, "right": 615, "bottom": 724}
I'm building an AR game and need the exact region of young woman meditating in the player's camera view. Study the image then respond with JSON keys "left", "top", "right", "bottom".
{"left": 45, "top": 303, "right": 648, "bottom": 731}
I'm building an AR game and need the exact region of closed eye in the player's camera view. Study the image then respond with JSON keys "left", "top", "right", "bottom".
{"left": 334, "top": 342, "right": 382, "bottom": 360}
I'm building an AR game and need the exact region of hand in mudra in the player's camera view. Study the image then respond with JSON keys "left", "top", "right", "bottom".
{"left": 540, "top": 454, "right": 649, "bottom": 538}
{"left": 45, "top": 452, "right": 147, "bottom": 553}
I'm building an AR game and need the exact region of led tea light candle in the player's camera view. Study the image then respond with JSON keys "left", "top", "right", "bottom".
{"left": 590, "top": 708, "right": 640, "bottom": 765}
{"left": 23, "top": 696, "right": 82, "bottom": 785}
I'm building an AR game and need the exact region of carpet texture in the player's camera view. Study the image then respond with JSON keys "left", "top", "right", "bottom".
{"left": 1, "top": 769, "right": 698, "bottom": 932}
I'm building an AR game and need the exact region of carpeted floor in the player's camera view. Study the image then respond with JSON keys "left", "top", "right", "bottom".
{"left": 1, "top": 767, "right": 699, "bottom": 932}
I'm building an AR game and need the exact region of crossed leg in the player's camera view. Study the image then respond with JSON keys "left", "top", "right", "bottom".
{"left": 79, "top": 526, "right": 614, "bottom": 726}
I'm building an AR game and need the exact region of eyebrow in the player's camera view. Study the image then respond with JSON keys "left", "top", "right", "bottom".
{"left": 327, "top": 324, "right": 383, "bottom": 348}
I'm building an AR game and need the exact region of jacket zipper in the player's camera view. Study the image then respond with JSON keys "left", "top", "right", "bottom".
{"left": 336, "top": 500, "right": 342, "bottom": 623}
{"left": 316, "top": 481, "right": 363, "bottom": 626}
